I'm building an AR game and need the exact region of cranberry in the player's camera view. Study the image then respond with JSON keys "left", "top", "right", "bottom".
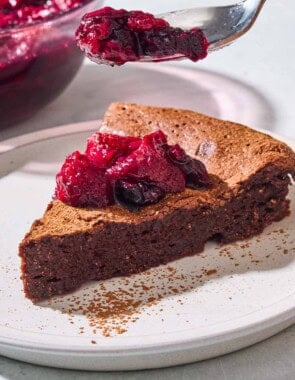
{"left": 76, "top": 6, "right": 209, "bottom": 66}
{"left": 55, "top": 151, "right": 113, "bottom": 208}
{"left": 85, "top": 132, "right": 141, "bottom": 169}
{"left": 107, "top": 130, "right": 186, "bottom": 193}
{"left": 114, "top": 177, "right": 165, "bottom": 211}
{"left": 168, "top": 145, "right": 211, "bottom": 189}
{"left": 182, "top": 159, "right": 211, "bottom": 189}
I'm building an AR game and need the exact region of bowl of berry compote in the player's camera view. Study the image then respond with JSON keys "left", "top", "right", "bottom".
{"left": 0, "top": 0, "right": 103, "bottom": 127}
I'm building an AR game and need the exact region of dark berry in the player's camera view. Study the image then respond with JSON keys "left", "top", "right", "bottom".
{"left": 167, "top": 144, "right": 211, "bottom": 189}
{"left": 55, "top": 151, "right": 113, "bottom": 207}
{"left": 114, "top": 177, "right": 165, "bottom": 211}
{"left": 167, "top": 144, "right": 188, "bottom": 164}
{"left": 182, "top": 159, "right": 211, "bottom": 189}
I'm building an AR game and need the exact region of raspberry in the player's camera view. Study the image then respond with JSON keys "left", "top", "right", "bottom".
{"left": 55, "top": 151, "right": 112, "bottom": 207}
{"left": 85, "top": 132, "right": 141, "bottom": 168}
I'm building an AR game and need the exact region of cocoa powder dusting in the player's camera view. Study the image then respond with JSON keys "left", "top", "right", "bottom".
{"left": 54, "top": 264, "right": 217, "bottom": 337}
{"left": 47, "top": 227, "right": 294, "bottom": 339}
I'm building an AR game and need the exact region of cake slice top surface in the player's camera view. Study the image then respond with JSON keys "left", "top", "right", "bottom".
{"left": 103, "top": 103, "right": 295, "bottom": 186}
{"left": 27, "top": 103, "right": 295, "bottom": 240}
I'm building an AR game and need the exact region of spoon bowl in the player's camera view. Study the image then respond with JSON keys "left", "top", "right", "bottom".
{"left": 144, "top": 0, "right": 267, "bottom": 62}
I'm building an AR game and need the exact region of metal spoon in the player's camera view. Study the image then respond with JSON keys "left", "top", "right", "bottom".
{"left": 142, "top": 0, "right": 267, "bottom": 62}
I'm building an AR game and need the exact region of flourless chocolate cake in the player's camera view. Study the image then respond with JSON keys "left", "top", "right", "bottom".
{"left": 19, "top": 103, "right": 295, "bottom": 301}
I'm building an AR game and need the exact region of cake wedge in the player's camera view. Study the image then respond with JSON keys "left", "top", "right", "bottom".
{"left": 19, "top": 103, "right": 295, "bottom": 301}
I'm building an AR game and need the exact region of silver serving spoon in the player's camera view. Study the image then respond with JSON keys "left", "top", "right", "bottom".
{"left": 142, "top": 0, "right": 267, "bottom": 62}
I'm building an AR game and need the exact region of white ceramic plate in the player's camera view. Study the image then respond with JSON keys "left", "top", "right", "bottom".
{"left": 0, "top": 122, "right": 294, "bottom": 371}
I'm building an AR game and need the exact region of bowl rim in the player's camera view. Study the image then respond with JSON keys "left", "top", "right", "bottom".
{"left": 0, "top": 0, "right": 102, "bottom": 35}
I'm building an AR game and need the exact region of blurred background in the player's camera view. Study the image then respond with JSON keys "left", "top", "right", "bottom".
{"left": 1, "top": 0, "right": 294, "bottom": 141}
{"left": 0, "top": 0, "right": 293, "bottom": 141}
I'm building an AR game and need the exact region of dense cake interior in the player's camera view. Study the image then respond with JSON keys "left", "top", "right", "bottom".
{"left": 19, "top": 104, "right": 295, "bottom": 301}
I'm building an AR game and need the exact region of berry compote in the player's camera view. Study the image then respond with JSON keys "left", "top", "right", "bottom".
{"left": 0, "top": 0, "right": 86, "bottom": 29}
{"left": 0, "top": 0, "right": 100, "bottom": 127}
{"left": 76, "top": 7, "right": 209, "bottom": 66}
{"left": 55, "top": 130, "right": 211, "bottom": 211}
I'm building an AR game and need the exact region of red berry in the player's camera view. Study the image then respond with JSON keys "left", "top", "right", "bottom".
{"left": 76, "top": 7, "right": 208, "bottom": 66}
{"left": 107, "top": 130, "right": 186, "bottom": 193}
{"left": 85, "top": 132, "right": 141, "bottom": 168}
{"left": 55, "top": 151, "right": 112, "bottom": 207}
{"left": 127, "top": 11, "right": 169, "bottom": 32}
{"left": 55, "top": 130, "right": 210, "bottom": 210}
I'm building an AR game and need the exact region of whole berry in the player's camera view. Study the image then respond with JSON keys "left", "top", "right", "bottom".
{"left": 114, "top": 177, "right": 165, "bottom": 211}
{"left": 55, "top": 151, "right": 113, "bottom": 207}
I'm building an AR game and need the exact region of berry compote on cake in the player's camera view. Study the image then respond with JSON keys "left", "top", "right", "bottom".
{"left": 55, "top": 130, "right": 211, "bottom": 211}
{"left": 76, "top": 7, "right": 209, "bottom": 65}
{"left": 19, "top": 103, "right": 295, "bottom": 302}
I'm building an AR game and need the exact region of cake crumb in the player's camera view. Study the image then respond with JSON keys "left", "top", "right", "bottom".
{"left": 206, "top": 269, "right": 217, "bottom": 276}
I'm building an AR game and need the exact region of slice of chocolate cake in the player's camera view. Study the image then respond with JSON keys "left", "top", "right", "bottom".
{"left": 19, "top": 103, "right": 295, "bottom": 302}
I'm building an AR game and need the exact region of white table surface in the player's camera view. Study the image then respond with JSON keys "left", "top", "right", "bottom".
{"left": 0, "top": 0, "right": 294, "bottom": 379}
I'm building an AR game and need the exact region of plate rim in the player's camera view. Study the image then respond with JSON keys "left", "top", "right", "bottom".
{"left": 0, "top": 294, "right": 294, "bottom": 353}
